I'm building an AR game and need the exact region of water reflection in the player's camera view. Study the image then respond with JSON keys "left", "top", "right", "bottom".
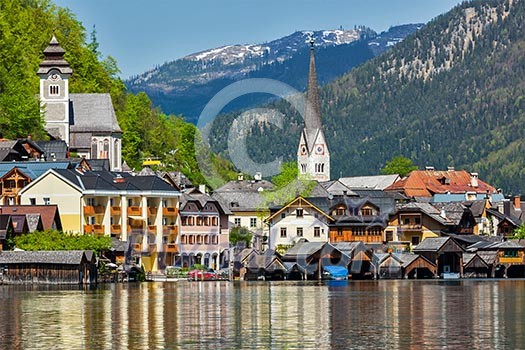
{"left": 0, "top": 280, "right": 525, "bottom": 349}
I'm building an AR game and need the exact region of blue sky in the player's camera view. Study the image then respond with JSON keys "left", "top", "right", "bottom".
{"left": 53, "top": 0, "right": 462, "bottom": 79}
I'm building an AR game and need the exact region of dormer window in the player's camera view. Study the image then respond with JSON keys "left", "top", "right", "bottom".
{"left": 49, "top": 85, "right": 60, "bottom": 96}
{"left": 296, "top": 208, "right": 303, "bottom": 217}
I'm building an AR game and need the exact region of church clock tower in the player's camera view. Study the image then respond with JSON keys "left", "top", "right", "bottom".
{"left": 297, "top": 38, "right": 330, "bottom": 182}
{"left": 37, "top": 35, "right": 72, "bottom": 145}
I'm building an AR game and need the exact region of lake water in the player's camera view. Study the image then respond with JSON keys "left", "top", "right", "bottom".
{"left": 0, "top": 279, "right": 524, "bottom": 349}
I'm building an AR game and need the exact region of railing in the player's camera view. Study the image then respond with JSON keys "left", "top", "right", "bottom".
{"left": 84, "top": 206, "right": 105, "bottom": 215}
{"left": 110, "top": 206, "right": 121, "bottom": 215}
{"left": 163, "top": 207, "right": 178, "bottom": 216}
{"left": 163, "top": 225, "right": 178, "bottom": 235}
{"left": 499, "top": 257, "right": 523, "bottom": 264}
{"left": 163, "top": 243, "right": 178, "bottom": 253}
{"left": 84, "top": 224, "right": 105, "bottom": 235}
{"left": 2, "top": 188, "right": 17, "bottom": 194}
{"left": 147, "top": 225, "right": 157, "bottom": 234}
{"left": 127, "top": 206, "right": 141, "bottom": 215}
{"left": 148, "top": 207, "right": 158, "bottom": 216}
{"left": 399, "top": 224, "right": 422, "bottom": 230}
{"left": 110, "top": 224, "right": 122, "bottom": 234}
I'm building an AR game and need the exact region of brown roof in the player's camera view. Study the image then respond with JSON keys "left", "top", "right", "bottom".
{"left": 385, "top": 170, "right": 496, "bottom": 198}
{"left": 0, "top": 205, "right": 61, "bottom": 231}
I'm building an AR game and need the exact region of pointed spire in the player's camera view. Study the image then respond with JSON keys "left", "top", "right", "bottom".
{"left": 304, "top": 37, "right": 322, "bottom": 132}
{"left": 38, "top": 35, "right": 72, "bottom": 76}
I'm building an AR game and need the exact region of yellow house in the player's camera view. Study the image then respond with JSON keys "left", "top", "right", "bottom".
{"left": 19, "top": 168, "right": 181, "bottom": 272}
{"left": 386, "top": 202, "right": 454, "bottom": 247}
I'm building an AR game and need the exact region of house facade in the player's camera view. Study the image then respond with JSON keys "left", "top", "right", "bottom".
{"left": 18, "top": 168, "right": 180, "bottom": 272}
{"left": 178, "top": 188, "right": 231, "bottom": 270}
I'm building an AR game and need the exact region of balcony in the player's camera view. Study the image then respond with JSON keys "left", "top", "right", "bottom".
{"left": 163, "top": 207, "right": 178, "bottom": 216}
{"left": 127, "top": 206, "right": 141, "bottom": 216}
{"left": 131, "top": 243, "right": 141, "bottom": 252}
{"left": 399, "top": 224, "right": 422, "bottom": 231}
{"left": 148, "top": 243, "right": 157, "bottom": 251}
{"left": 499, "top": 257, "right": 523, "bottom": 264}
{"left": 147, "top": 225, "right": 157, "bottom": 234}
{"left": 148, "top": 207, "right": 158, "bottom": 216}
{"left": 110, "top": 206, "right": 121, "bottom": 215}
{"left": 84, "top": 206, "right": 105, "bottom": 216}
{"left": 163, "top": 243, "right": 178, "bottom": 253}
{"left": 84, "top": 224, "right": 105, "bottom": 235}
{"left": 2, "top": 188, "right": 17, "bottom": 195}
{"left": 163, "top": 225, "right": 178, "bottom": 235}
{"left": 110, "top": 224, "right": 122, "bottom": 234}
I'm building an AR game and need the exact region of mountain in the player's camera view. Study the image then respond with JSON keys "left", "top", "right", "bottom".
{"left": 126, "top": 25, "right": 422, "bottom": 122}
{"left": 208, "top": 0, "right": 525, "bottom": 194}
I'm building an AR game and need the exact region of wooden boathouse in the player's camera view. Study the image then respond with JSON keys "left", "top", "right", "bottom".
{"left": 0, "top": 250, "right": 97, "bottom": 284}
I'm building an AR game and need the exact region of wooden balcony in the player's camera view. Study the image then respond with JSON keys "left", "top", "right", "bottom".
{"left": 127, "top": 206, "right": 141, "bottom": 216}
{"left": 499, "top": 256, "right": 523, "bottom": 264}
{"left": 84, "top": 224, "right": 105, "bottom": 235}
{"left": 131, "top": 243, "right": 141, "bottom": 252}
{"left": 399, "top": 224, "right": 422, "bottom": 230}
{"left": 163, "top": 243, "right": 178, "bottom": 253}
{"left": 84, "top": 206, "right": 105, "bottom": 215}
{"left": 148, "top": 207, "right": 158, "bottom": 216}
{"left": 148, "top": 243, "right": 157, "bottom": 251}
{"left": 147, "top": 225, "right": 157, "bottom": 234}
{"left": 163, "top": 207, "right": 178, "bottom": 216}
{"left": 2, "top": 188, "right": 17, "bottom": 195}
{"left": 110, "top": 224, "right": 122, "bottom": 234}
{"left": 110, "top": 206, "right": 121, "bottom": 215}
{"left": 163, "top": 225, "right": 178, "bottom": 235}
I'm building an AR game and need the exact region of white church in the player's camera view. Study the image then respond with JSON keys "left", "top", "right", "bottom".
{"left": 37, "top": 36, "right": 122, "bottom": 171}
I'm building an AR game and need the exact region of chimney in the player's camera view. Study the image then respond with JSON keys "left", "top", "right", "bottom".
{"left": 497, "top": 201, "right": 504, "bottom": 214}
{"left": 425, "top": 166, "right": 434, "bottom": 171}
{"left": 447, "top": 166, "right": 455, "bottom": 171}
{"left": 199, "top": 184, "right": 206, "bottom": 193}
{"left": 514, "top": 196, "right": 521, "bottom": 210}
{"left": 254, "top": 172, "right": 262, "bottom": 181}
{"left": 440, "top": 208, "right": 447, "bottom": 219}
{"left": 470, "top": 172, "right": 479, "bottom": 188}
{"left": 237, "top": 173, "right": 244, "bottom": 181}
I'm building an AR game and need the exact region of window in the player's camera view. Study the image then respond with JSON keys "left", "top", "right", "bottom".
{"left": 415, "top": 217, "right": 421, "bottom": 226}
{"left": 297, "top": 227, "right": 303, "bottom": 237}
{"left": 361, "top": 208, "right": 373, "bottom": 216}
{"left": 504, "top": 250, "right": 518, "bottom": 258}
{"left": 234, "top": 218, "right": 241, "bottom": 227}
{"left": 280, "top": 227, "right": 287, "bottom": 238}
{"left": 162, "top": 217, "right": 168, "bottom": 225}
{"left": 49, "top": 85, "right": 59, "bottom": 95}
{"left": 336, "top": 207, "right": 345, "bottom": 216}
{"left": 314, "top": 227, "right": 320, "bottom": 237}
{"left": 212, "top": 217, "right": 218, "bottom": 226}
{"left": 296, "top": 208, "right": 303, "bottom": 217}
{"left": 385, "top": 230, "right": 394, "bottom": 242}
{"left": 197, "top": 236, "right": 202, "bottom": 244}
{"left": 205, "top": 235, "right": 210, "bottom": 244}
{"left": 181, "top": 235, "right": 187, "bottom": 244}
{"left": 250, "top": 218, "right": 257, "bottom": 228}
{"left": 189, "top": 236, "right": 195, "bottom": 244}
{"left": 403, "top": 217, "right": 410, "bottom": 225}
{"left": 354, "top": 227, "right": 365, "bottom": 236}
{"left": 411, "top": 236, "right": 420, "bottom": 245}
{"left": 43, "top": 197, "right": 50, "bottom": 205}
{"left": 338, "top": 228, "right": 343, "bottom": 237}
{"left": 301, "top": 164, "right": 307, "bottom": 173}
{"left": 281, "top": 213, "right": 286, "bottom": 219}
{"left": 29, "top": 198, "right": 36, "bottom": 205}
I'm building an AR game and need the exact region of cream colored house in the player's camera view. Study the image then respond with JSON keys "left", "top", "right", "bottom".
{"left": 19, "top": 168, "right": 180, "bottom": 272}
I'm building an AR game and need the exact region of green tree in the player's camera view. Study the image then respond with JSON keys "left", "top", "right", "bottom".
{"left": 381, "top": 156, "right": 418, "bottom": 177}
{"left": 229, "top": 226, "right": 252, "bottom": 247}
{"left": 261, "top": 161, "right": 317, "bottom": 206}
{"left": 513, "top": 224, "right": 525, "bottom": 239}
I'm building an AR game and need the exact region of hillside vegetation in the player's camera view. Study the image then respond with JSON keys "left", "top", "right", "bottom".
{"left": 210, "top": 0, "right": 525, "bottom": 194}
{"left": 0, "top": 0, "right": 236, "bottom": 187}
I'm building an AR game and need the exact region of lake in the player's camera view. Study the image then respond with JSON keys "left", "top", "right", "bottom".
{"left": 0, "top": 279, "right": 524, "bottom": 349}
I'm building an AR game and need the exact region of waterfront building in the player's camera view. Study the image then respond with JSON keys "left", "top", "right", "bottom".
{"left": 18, "top": 168, "right": 180, "bottom": 272}
{"left": 38, "top": 36, "right": 122, "bottom": 171}
{"left": 178, "top": 187, "right": 231, "bottom": 270}
{"left": 212, "top": 173, "right": 273, "bottom": 250}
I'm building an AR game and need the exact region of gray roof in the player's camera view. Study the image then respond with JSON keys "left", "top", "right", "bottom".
{"left": 339, "top": 175, "right": 400, "bottom": 190}
{"left": 282, "top": 242, "right": 327, "bottom": 258}
{"left": 396, "top": 202, "right": 453, "bottom": 226}
{"left": 413, "top": 237, "right": 452, "bottom": 252}
{"left": 181, "top": 189, "right": 232, "bottom": 215}
{"left": 212, "top": 179, "right": 273, "bottom": 212}
{"left": 36, "top": 140, "right": 68, "bottom": 160}
{"left": 477, "top": 251, "right": 498, "bottom": 265}
{"left": 69, "top": 93, "right": 122, "bottom": 134}
{"left": 0, "top": 250, "right": 91, "bottom": 265}
{"left": 319, "top": 180, "right": 358, "bottom": 196}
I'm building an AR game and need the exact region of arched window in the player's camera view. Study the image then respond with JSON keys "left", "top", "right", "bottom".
{"left": 49, "top": 85, "right": 60, "bottom": 96}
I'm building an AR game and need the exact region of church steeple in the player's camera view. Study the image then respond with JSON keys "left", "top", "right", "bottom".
{"left": 38, "top": 35, "right": 72, "bottom": 144}
{"left": 297, "top": 38, "right": 330, "bottom": 182}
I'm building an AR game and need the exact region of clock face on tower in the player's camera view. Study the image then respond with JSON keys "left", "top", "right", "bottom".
{"left": 300, "top": 145, "right": 307, "bottom": 155}
{"left": 49, "top": 73, "right": 60, "bottom": 82}
{"left": 315, "top": 144, "right": 324, "bottom": 155}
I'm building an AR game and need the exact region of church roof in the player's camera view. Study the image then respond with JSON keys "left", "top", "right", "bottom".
{"left": 69, "top": 93, "right": 122, "bottom": 133}
{"left": 302, "top": 40, "right": 324, "bottom": 151}
{"left": 37, "top": 35, "right": 72, "bottom": 75}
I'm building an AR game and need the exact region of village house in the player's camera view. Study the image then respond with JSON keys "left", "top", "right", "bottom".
{"left": 18, "top": 167, "right": 180, "bottom": 272}
{"left": 178, "top": 187, "right": 231, "bottom": 270}
{"left": 0, "top": 138, "right": 45, "bottom": 162}
{"left": 212, "top": 173, "right": 273, "bottom": 251}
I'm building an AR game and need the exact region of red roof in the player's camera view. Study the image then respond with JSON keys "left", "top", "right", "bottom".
{"left": 385, "top": 170, "right": 496, "bottom": 198}
{"left": 0, "top": 205, "right": 62, "bottom": 231}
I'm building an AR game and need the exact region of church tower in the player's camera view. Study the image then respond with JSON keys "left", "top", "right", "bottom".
{"left": 37, "top": 35, "right": 72, "bottom": 145}
{"left": 297, "top": 39, "right": 330, "bottom": 182}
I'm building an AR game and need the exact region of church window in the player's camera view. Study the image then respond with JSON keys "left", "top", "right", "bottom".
{"left": 301, "top": 164, "right": 307, "bottom": 173}
{"left": 320, "top": 163, "right": 324, "bottom": 172}
{"left": 49, "top": 85, "right": 59, "bottom": 96}
{"left": 91, "top": 139, "right": 97, "bottom": 159}
{"left": 113, "top": 140, "right": 119, "bottom": 169}
{"left": 102, "top": 139, "right": 110, "bottom": 159}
